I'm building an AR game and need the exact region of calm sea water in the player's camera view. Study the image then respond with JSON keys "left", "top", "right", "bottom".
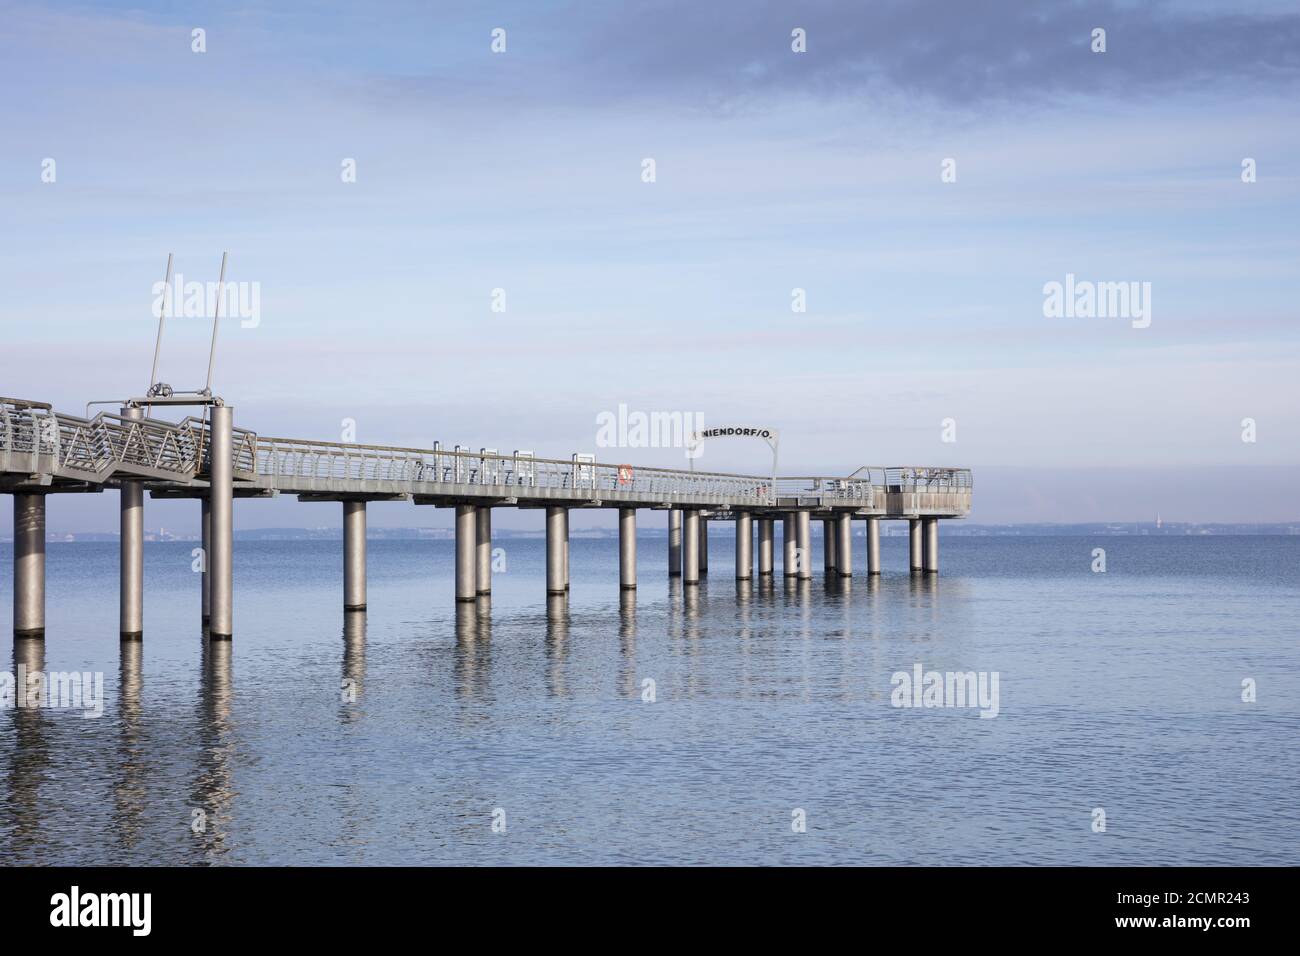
{"left": 0, "top": 533, "right": 1296, "bottom": 866}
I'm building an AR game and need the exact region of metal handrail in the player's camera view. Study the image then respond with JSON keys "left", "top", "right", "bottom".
{"left": 0, "top": 396, "right": 52, "bottom": 411}
{"left": 254, "top": 436, "right": 773, "bottom": 501}
{"left": 883, "top": 466, "right": 973, "bottom": 491}
{"left": 3, "top": 398, "right": 971, "bottom": 509}
{"left": 255, "top": 434, "right": 773, "bottom": 480}
{"left": 251, "top": 437, "right": 894, "bottom": 506}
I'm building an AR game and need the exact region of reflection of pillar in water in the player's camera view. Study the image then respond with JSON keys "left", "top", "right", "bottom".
{"left": 343, "top": 611, "right": 366, "bottom": 707}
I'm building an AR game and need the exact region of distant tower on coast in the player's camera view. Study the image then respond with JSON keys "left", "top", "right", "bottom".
{"left": 1156, "top": 512, "right": 1162, "bottom": 530}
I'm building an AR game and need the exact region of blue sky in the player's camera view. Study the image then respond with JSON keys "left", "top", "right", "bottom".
{"left": 2, "top": 0, "right": 1298, "bottom": 529}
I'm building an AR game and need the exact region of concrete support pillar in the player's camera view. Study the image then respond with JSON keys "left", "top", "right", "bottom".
{"left": 757, "top": 518, "right": 774, "bottom": 575}
{"left": 546, "top": 507, "right": 567, "bottom": 595}
{"left": 867, "top": 517, "right": 882, "bottom": 575}
{"left": 454, "top": 504, "right": 477, "bottom": 602}
{"left": 619, "top": 507, "right": 637, "bottom": 590}
{"left": 119, "top": 408, "right": 144, "bottom": 640}
{"left": 735, "top": 512, "right": 752, "bottom": 581}
{"left": 682, "top": 509, "right": 700, "bottom": 585}
{"left": 343, "top": 499, "right": 367, "bottom": 611}
{"left": 823, "top": 518, "right": 837, "bottom": 575}
{"left": 561, "top": 508, "right": 570, "bottom": 591}
{"left": 699, "top": 515, "right": 709, "bottom": 575}
{"left": 475, "top": 506, "right": 492, "bottom": 595}
{"left": 783, "top": 515, "right": 797, "bottom": 577}
{"left": 667, "top": 508, "right": 682, "bottom": 576}
{"left": 837, "top": 513, "right": 853, "bottom": 577}
{"left": 208, "top": 405, "right": 234, "bottom": 640}
{"left": 13, "top": 493, "right": 45, "bottom": 639}
{"left": 924, "top": 517, "right": 940, "bottom": 574}
{"left": 796, "top": 511, "right": 812, "bottom": 580}
{"left": 200, "top": 496, "right": 211, "bottom": 624}
{"left": 909, "top": 518, "right": 923, "bottom": 573}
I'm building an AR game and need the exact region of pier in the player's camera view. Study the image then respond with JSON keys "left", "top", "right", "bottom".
{"left": 1, "top": 396, "right": 972, "bottom": 640}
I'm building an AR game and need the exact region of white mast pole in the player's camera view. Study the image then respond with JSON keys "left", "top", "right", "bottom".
{"left": 146, "top": 253, "right": 174, "bottom": 414}
{"left": 204, "top": 251, "right": 228, "bottom": 395}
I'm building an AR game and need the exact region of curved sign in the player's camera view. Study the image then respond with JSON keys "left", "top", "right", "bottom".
{"left": 689, "top": 426, "right": 779, "bottom": 452}
{"left": 686, "top": 426, "right": 780, "bottom": 502}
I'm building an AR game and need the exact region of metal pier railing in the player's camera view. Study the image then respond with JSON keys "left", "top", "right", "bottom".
{"left": 2, "top": 396, "right": 971, "bottom": 512}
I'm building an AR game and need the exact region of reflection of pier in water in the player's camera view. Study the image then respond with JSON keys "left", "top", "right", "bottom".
{"left": 190, "top": 639, "right": 235, "bottom": 861}
{"left": 113, "top": 641, "right": 145, "bottom": 854}
{"left": 3, "top": 639, "right": 49, "bottom": 855}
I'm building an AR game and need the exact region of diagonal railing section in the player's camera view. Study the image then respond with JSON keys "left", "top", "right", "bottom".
{"left": 61, "top": 413, "right": 201, "bottom": 478}
{"left": 49, "top": 412, "right": 204, "bottom": 480}
{"left": 0, "top": 398, "right": 249, "bottom": 483}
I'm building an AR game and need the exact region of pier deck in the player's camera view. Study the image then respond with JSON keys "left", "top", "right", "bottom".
{"left": 2, "top": 396, "right": 971, "bottom": 638}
